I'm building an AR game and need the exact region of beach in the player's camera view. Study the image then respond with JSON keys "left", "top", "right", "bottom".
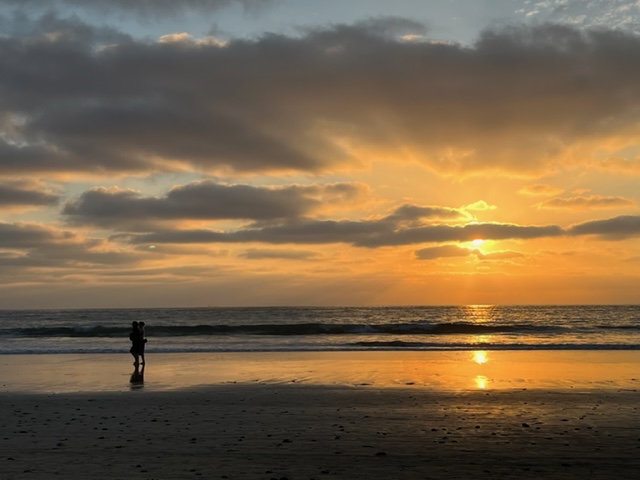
{"left": 1, "top": 351, "right": 639, "bottom": 479}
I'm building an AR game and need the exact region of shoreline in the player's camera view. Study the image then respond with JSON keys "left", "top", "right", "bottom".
{"left": 1, "top": 350, "right": 639, "bottom": 393}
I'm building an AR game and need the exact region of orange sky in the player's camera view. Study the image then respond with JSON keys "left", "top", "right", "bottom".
{"left": 1, "top": 0, "right": 640, "bottom": 307}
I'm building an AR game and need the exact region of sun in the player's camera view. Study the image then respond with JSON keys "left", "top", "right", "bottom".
{"left": 471, "top": 239, "right": 484, "bottom": 246}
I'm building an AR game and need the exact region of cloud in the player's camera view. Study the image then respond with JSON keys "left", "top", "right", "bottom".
{"left": 117, "top": 213, "right": 640, "bottom": 247}
{"left": 355, "top": 222, "right": 563, "bottom": 247}
{"left": 240, "top": 248, "right": 321, "bottom": 260}
{"left": 0, "top": 222, "right": 59, "bottom": 248}
{"left": 62, "top": 181, "right": 366, "bottom": 228}
{"left": 0, "top": 180, "right": 60, "bottom": 209}
{"left": 464, "top": 201, "right": 497, "bottom": 211}
{"left": 0, "top": 222, "right": 136, "bottom": 267}
{"left": 0, "top": 12, "right": 131, "bottom": 45}
{"left": 517, "top": 0, "right": 640, "bottom": 34}
{"left": 103, "top": 201, "right": 470, "bottom": 247}
{"left": 0, "top": 1, "right": 270, "bottom": 18}
{"left": 594, "top": 156, "right": 640, "bottom": 174}
{"left": 476, "top": 250, "right": 525, "bottom": 261}
{"left": 537, "top": 195, "right": 636, "bottom": 210}
{"left": 158, "top": 32, "right": 226, "bottom": 47}
{"left": 3, "top": 20, "right": 640, "bottom": 176}
{"left": 117, "top": 218, "right": 564, "bottom": 247}
{"left": 568, "top": 215, "right": 640, "bottom": 239}
{"left": 415, "top": 244, "right": 525, "bottom": 261}
{"left": 382, "top": 204, "right": 469, "bottom": 224}
{"left": 347, "top": 16, "right": 429, "bottom": 40}
{"left": 518, "top": 184, "right": 565, "bottom": 196}
{"left": 0, "top": 139, "right": 98, "bottom": 176}
{"left": 415, "top": 244, "right": 476, "bottom": 260}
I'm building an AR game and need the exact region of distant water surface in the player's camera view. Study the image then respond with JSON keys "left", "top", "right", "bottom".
{"left": 0, "top": 305, "right": 639, "bottom": 354}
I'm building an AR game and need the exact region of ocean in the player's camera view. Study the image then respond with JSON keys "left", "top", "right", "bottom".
{"left": 1, "top": 305, "right": 639, "bottom": 355}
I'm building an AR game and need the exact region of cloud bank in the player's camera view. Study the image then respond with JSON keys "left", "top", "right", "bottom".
{"left": 2, "top": 20, "right": 640, "bottom": 177}
{"left": 537, "top": 195, "right": 635, "bottom": 210}
{"left": 62, "top": 181, "right": 366, "bottom": 228}
{"left": 112, "top": 213, "right": 640, "bottom": 248}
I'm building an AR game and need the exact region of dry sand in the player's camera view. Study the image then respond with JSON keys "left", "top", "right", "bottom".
{"left": 1, "top": 352, "right": 639, "bottom": 479}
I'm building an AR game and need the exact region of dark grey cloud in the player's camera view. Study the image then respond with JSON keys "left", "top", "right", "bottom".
{"left": 102, "top": 198, "right": 470, "bottom": 245}
{"left": 240, "top": 248, "right": 321, "bottom": 260}
{"left": 0, "top": 1, "right": 269, "bottom": 18}
{"left": 568, "top": 215, "right": 640, "bottom": 239}
{"left": 0, "top": 222, "right": 58, "bottom": 248}
{"left": 0, "top": 12, "right": 130, "bottom": 43}
{"left": 0, "top": 181, "right": 59, "bottom": 208}
{"left": 117, "top": 209, "right": 640, "bottom": 248}
{"left": 333, "top": 16, "right": 429, "bottom": 40}
{"left": 0, "top": 244, "right": 135, "bottom": 268}
{"left": 355, "top": 223, "right": 563, "bottom": 247}
{"left": 114, "top": 218, "right": 386, "bottom": 245}
{"left": 117, "top": 218, "right": 564, "bottom": 247}
{"left": 0, "top": 140, "right": 83, "bottom": 175}
{"left": 2, "top": 20, "right": 640, "bottom": 175}
{"left": 0, "top": 222, "right": 137, "bottom": 268}
{"left": 383, "top": 204, "right": 468, "bottom": 224}
{"left": 62, "top": 181, "right": 365, "bottom": 227}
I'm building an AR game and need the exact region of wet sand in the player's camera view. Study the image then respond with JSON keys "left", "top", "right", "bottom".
{"left": 1, "top": 351, "right": 639, "bottom": 479}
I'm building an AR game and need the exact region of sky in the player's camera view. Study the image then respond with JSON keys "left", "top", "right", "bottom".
{"left": 1, "top": 0, "right": 640, "bottom": 308}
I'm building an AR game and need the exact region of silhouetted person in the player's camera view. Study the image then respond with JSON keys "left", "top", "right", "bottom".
{"left": 129, "top": 321, "right": 145, "bottom": 367}
{"left": 138, "top": 321, "right": 147, "bottom": 365}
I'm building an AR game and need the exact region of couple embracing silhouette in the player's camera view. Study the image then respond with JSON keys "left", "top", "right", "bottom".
{"left": 129, "top": 321, "right": 147, "bottom": 386}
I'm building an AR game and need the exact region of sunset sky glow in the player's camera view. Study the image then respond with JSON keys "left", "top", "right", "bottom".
{"left": 1, "top": 0, "right": 640, "bottom": 308}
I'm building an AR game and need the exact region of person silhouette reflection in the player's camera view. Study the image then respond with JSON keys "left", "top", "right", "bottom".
{"left": 130, "top": 363, "right": 145, "bottom": 387}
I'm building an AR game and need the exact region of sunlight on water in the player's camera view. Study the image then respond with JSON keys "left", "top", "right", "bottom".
{"left": 459, "top": 304, "right": 497, "bottom": 323}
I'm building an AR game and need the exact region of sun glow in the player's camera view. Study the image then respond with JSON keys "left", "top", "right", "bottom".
{"left": 471, "top": 239, "right": 484, "bottom": 246}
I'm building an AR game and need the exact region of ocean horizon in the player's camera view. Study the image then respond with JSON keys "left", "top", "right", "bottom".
{"left": 1, "top": 305, "right": 639, "bottom": 355}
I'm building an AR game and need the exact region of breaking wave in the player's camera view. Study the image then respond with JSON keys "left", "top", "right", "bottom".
{"left": 1, "top": 321, "right": 578, "bottom": 338}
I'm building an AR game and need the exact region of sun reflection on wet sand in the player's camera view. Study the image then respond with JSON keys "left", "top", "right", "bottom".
{"left": 474, "top": 375, "right": 489, "bottom": 389}
{"left": 471, "top": 351, "right": 490, "bottom": 389}
{"left": 473, "top": 350, "right": 488, "bottom": 365}
{"left": 1, "top": 351, "right": 640, "bottom": 393}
